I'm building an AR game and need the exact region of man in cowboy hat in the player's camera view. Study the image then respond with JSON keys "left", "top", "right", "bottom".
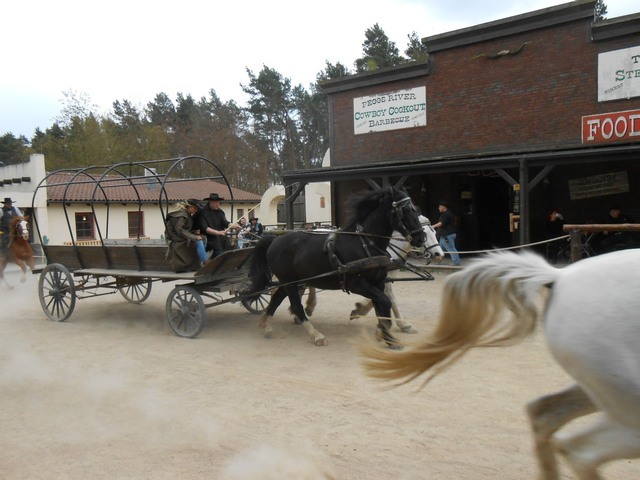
{"left": 1, "top": 198, "right": 23, "bottom": 252}
{"left": 432, "top": 200, "right": 461, "bottom": 266}
{"left": 246, "top": 216, "right": 264, "bottom": 244}
{"left": 199, "top": 192, "right": 234, "bottom": 258}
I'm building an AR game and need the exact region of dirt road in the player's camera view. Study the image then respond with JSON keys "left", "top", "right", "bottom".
{"left": 0, "top": 268, "right": 635, "bottom": 479}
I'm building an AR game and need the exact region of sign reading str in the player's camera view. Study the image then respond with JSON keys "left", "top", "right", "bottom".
{"left": 598, "top": 46, "right": 640, "bottom": 102}
{"left": 354, "top": 87, "right": 426, "bottom": 135}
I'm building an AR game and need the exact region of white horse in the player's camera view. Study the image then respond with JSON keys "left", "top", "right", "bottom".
{"left": 301, "top": 216, "right": 443, "bottom": 333}
{"left": 349, "top": 216, "right": 443, "bottom": 333}
{"left": 362, "top": 249, "right": 640, "bottom": 479}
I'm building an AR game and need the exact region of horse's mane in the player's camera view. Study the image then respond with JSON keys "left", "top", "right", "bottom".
{"left": 342, "top": 187, "right": 394, "bottom": 231}
{"left": 8, "top": 215, "right": 28, "bottom": 238}
{"left": 10, "top": 215, "right": 26, "bottom": 226}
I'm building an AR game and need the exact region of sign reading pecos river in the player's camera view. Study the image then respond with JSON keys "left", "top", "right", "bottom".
{"left": 353, "top": 86, "right": 426, "bottom": 135}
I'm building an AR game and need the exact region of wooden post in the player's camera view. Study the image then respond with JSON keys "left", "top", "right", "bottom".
{"left": 569, "top": 230, "right": 582, "bottom": 263}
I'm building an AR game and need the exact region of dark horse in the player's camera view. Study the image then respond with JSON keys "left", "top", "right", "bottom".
{"left": 0, "top": 215, "right": 36, "bottom": 288}
{"left": 249, "top": 186, "right": 426, "bottom": 346}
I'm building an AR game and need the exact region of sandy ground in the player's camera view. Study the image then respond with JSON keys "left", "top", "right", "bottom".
{"left": 0, "top": 266, "right": 637, "bottom": 480}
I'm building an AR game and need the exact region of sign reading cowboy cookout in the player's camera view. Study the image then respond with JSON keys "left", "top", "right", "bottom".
{"left": 353, "top": 86, "right": 426, "bottom": 134}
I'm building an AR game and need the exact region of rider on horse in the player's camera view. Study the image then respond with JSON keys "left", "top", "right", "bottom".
{"left": 1, "top": 197, "right": 22, "bottom": 252}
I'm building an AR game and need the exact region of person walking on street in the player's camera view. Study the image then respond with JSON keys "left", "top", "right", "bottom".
{"left": 432, "top": 200, "right": 461, "bottom": 266}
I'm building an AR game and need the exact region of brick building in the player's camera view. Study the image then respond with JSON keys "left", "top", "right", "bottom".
{"left": 282, "top": 0, "right": 640, "bottom": 255}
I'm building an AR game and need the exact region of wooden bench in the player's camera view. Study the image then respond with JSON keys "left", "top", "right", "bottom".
{"left": 43, "top": 240, "right": 169, "bottom": 272}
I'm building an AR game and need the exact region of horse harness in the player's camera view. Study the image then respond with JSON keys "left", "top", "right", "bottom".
{"left": 322, "top": 195, "right": 421, "bottom": 290}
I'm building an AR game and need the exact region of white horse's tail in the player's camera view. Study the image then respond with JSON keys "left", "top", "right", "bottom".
{"left": 361, "top": 250, "right": 562, "bottom": 386}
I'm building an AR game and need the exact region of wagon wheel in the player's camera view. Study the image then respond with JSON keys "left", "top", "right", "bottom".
{"left": 38, "top": 263, "right": 76, "bottom": 322}
{"left": 240, "top": 290, "right": 271, "bottom": 314}
{"left": 118, "top": 277, "right": 152, "bottom": 304}
{"left": 165, "top": 285, "right": 206, "bottom": 338}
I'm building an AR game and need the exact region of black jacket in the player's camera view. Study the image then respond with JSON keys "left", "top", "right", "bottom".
{"left": 198, "top": 205, "right": 231, "bottom": 251}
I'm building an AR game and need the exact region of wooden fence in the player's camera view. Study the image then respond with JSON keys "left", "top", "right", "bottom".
{"left": 562, "top": 224, "right": 640, "bottom": 263}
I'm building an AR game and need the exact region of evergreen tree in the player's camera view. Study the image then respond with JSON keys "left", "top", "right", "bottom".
{"left": 354, "top": 23, "right": 404, "bottom": 73}
{"left": 405, "top": 31, "right": 428, "bottom": 62}
{"left": 0, "top": 133, "right": 29, "bottom": 165}
{"left": 595, "top": 0, "right": 608, "bottom": 21}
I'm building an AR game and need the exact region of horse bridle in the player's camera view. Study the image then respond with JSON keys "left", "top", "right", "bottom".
{"left": 421, "top": 222, "right": 441, "bottom": 253}
{"left": 391, "top": 196, "right": 424, "bottom": 243}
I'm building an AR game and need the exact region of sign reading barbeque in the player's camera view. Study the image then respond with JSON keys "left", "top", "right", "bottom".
{"left": 353, "top": 86, "right": 426, "bottom": 134}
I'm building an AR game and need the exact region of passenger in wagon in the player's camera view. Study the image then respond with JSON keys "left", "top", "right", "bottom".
{"left": 199, "top": 193, "right": 233, "bottom": 258}
{"left": 165, "top": 199, "right": 207, "bottom": 272}
{"left": 245, "top": 217, "right": 264, "bottom": 245}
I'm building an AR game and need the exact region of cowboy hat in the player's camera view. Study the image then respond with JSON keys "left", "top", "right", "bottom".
{"left": 203, "top": 193, "right": 225, "bottom": 202}
{"left": 2, "top": 197, "right": 15, "bottom": 204}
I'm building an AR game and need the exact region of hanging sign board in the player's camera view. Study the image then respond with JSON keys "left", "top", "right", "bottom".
{"left": 598, "top": 46, "right": 640, "bottom": 102}
{"left": 353, "top": 87, "right": 426, "bottom": 135}
{"left": 568, "top": 171, "right": 629, "bottom": 200}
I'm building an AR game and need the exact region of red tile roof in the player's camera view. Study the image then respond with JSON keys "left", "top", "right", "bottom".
{"left": 44, "top": 172, "right": 261, "bottom": 204}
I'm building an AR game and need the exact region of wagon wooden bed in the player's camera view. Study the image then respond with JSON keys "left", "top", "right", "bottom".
{"left": 32, "top": 156, "right": 269, "bottom": 338}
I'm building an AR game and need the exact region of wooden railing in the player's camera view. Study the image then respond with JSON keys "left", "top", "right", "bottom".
{"left": 63, "top": 237, "right": 151, "bottom": 246}
{"left": 562, "top": 224, "right": 640, "bottom": 263}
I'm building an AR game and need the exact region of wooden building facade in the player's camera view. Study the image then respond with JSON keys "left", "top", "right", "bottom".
{"left": 282, "top": 0, "right": 640, "bottom": 254}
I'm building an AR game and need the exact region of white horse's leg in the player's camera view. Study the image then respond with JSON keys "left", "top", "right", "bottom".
{"left": 305, "top": 286, "right": 317, "bottom": 316}
{"left": 385, "top": 282, "right": 417, "bottom": 333}
{"left": 290, "top": 287, "right": 318, "bottom": 323}
{"left": 351, "top": 282, "right": 417, "bottom": 333}
{"left": 350, "top": 298, "right": 374, "bottom": 319}
{"left": 526, "top": 384, "right": 597, "bottom": 480}
{"left": 556, "top": 416, "right": 640, "bottom": 480}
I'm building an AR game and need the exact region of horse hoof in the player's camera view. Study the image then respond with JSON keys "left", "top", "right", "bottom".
{"left": 387, "top": 343, "right": 404, "bottom": 351}
{"left": 350, "top": 309, "right": 358, "bottom": 320}
{"left": 400, "top": 326, "right": 418, "bottom": 334}
{"left": 293, "top": 317, "right": 303, "bottom": 325}
{"left": 261, "top": 325, "right": 273, "bottom": 338}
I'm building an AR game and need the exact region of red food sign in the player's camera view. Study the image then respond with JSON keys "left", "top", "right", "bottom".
{"left": 582, "top": 109, "right": 640, "bottom": 144}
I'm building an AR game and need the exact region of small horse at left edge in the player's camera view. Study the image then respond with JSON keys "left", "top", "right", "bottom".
{"left": 0, "top": 216, "right": 36, "bottom": 288}
{"left": 248, "top": 186, "right": 426, "bottom": 346}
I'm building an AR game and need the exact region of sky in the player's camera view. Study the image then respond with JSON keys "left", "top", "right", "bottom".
{"left": 1, "top": 0, "right": 637, "bottom": 139}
